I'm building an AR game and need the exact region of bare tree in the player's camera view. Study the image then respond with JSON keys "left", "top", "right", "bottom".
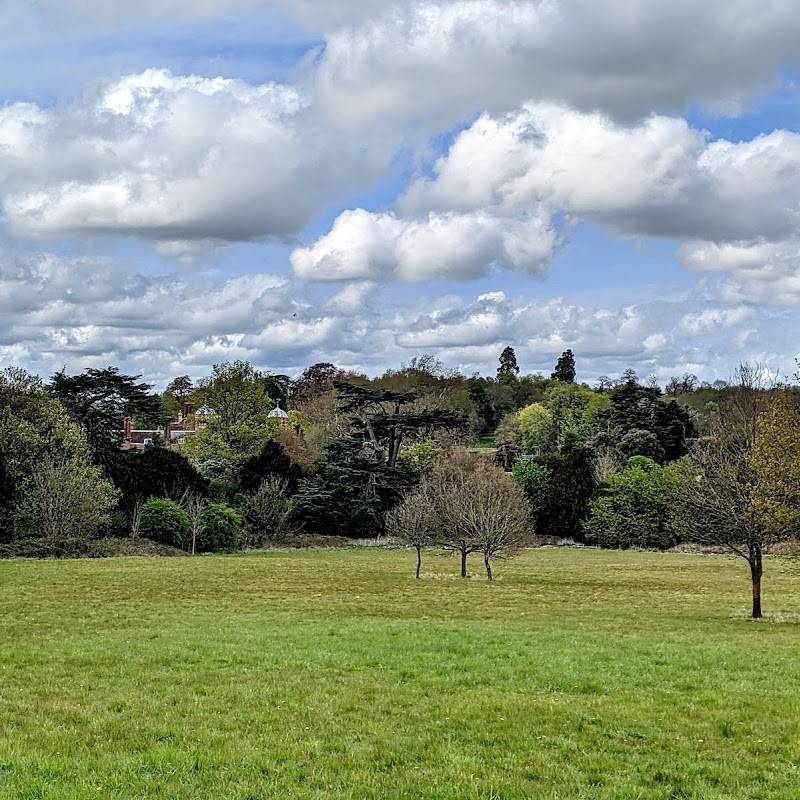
{"left": 666, "top": 373, "right": 699, "bottom": 397}
{"left": 182, "top": 493, "right": 206, "bottom": 555}
{"left": 385, "top": 483, "right": 438, "bottom": 578}
{"left": 431, "top": 449, "right": 530, "bottom": 580}
{"left": 590, "top": 445, "right": 624, "bottom": 486}
{"left": 465, "top": 476, "right": 530, "bottom": 581}
{"left": 129, "top": 496, "right": 145, "bottom": 539}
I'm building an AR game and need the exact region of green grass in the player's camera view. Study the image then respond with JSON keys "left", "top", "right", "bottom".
{"left": 1, "top": 547, "right": 800, "bottom": 799}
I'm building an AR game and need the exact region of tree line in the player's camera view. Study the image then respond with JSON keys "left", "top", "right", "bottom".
{"left": 0, "top": 351, "right": 798, "bottom": 617}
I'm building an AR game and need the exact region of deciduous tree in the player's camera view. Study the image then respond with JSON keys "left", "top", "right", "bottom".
{"left": 21, "top": 454, "right": 117, "bottom": 556}
{"left": 241, "top": 477, "right": 296, "bottom": 547}
{"left": 429, "top": 449, "right": 529, "bottom": 580}
{"left": 583, "top": 456, "right": 682, "bottom": 549}
{"left": 675, "top": 366, "right": 793, "bottom": 618}
{"left": 749, "top": 389, "right": 800, "bottom": 537}
{"left": 385, "top": 483, "right": 439, "bottom": 578}
{"left": 1, "top": 368, "right": 112, "bottom": 554}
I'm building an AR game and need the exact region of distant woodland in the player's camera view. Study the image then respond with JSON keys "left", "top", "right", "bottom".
{"left": 1, "top": 350, "right": 798, "bottom": 617}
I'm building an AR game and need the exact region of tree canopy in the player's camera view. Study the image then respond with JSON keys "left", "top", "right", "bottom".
{"left": 49, "top": 367, "right": 165, "bottom": 471}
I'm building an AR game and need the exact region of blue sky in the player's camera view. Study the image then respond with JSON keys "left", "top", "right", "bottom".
{"left": 1, "top": 0, "right": 799, "bottom": 387}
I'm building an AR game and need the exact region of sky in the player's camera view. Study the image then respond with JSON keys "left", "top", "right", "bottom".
{"left": 1, "top": 0, "right": 799, "bottom": 388}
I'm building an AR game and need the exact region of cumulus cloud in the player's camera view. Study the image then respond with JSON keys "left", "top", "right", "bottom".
{"left": 4, "top": 0, "right": 800, "bottom": 384}
{"left": 403, "top": 105, "right": 800, "bottom": 241}
{"left": 291, "top": 208, "right": 559, "bottom": 281}
{"left": 293, "top": 103, "right": 800, "bottom": 286}
{"left": 679, "top": 238, "right": 800, "bottom": 298}
{"left": 325, "top": 281, "right": 377, "bottom": 313}
{"left": 678, "top": 307, "right": 754, "bottom": 336}
{"left": 1, "top": 252, "right": 795, "bottom": 384}
{"left": 316, "top": 0, "right": 800, "bottom": 128}
{"left": 0, "top": 69, "right": 379, "bottom": 250}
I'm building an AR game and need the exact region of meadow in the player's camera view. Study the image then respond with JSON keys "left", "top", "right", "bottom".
{"left": 1, "top": 547, "right": 799, "bottom": 799}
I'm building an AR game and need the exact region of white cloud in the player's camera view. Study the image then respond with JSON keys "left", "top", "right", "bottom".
{"left": 681, "top": 239, "right": 800, "bottom": 304}
{"left": 4, "top": 0, "right": 800, "bottom": 384}
{"left": 1, "top": 251, "right": 796, "bottom": 385}
{"left": 403, "top": 105, "right": 800, "bottom": 241}
{"left": 0, "top": 69, "right": 379, "bottom": 251}
{"left": 308, "top": 103, "right": 800, "bottom": 290}
{"left": 316, "top": 0, "right": 800, "bottom": 129}
{"left": 325, "top": 281, "right": 377, "bottom": 313}
{"left": 678, "top": 307, "right": 753, "bottom": 336}
{"left": 291, "top": 208, "right": 559, "bottom": 281}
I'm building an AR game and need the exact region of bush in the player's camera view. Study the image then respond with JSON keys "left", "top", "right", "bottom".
{"left": 139, "top": 498, "right": 190, "bottom": 549}
{"left": 582, "top": 457, "right": 682, "bottom": 549}
{"left": 198, "top": 503, "right": 241, "bottom": 552}
{"left": 239, "top": 441, "right": 304, "bottom": 494}
{"left": 397, "top": 440, "right": 444, "bottom": 477}
{"left": 241, "top": 477, "right": 295, "bottom": 548}
{"left": 511, "top": 459, "right": 551, "bottom": 518}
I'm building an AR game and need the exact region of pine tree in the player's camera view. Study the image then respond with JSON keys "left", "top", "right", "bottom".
{"left": 497, "top": 346, "right": 520, "bottom": 385}
{"left": 551, "top": 349, "right": 576, "bottom": 383}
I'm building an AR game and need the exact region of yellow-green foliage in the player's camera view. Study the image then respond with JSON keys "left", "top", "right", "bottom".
{"left": 750, "top": 390, "right": 800, "bottom": 536}
{"left": 398, "top": 440, "right": 445, "bottom": 475}
{"left": 180, "top": 418, "right": 282, "bottom": 461}
{"left": 516, "top": 402, "right": 555, "bottom": 454}
{"left": 541, "top": 382, "right": 610, "bottom": 446}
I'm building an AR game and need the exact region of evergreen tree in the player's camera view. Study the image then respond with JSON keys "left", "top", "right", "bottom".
{"left": 239, "top": 440, "right": 304, "bottom": 495}
{"left": 496, "top": 346, "right": 520, "bottom": 384}
{"left": 551, "top": 349, "right": 576, "bottom": 383}
{"left": 604, "top": 381, "right": 695, "bottom": 462}
{"left": 533, "top": 437, "right": 594, "bottom": 540}
{"left": 49, "top": 367, "right": 165, "bottom": 472}
{"left": 291, "top": 438, "right": 415, "bottom": 538}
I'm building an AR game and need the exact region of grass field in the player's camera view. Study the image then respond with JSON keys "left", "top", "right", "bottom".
{"left": 1, "top": 547, "right": 800, "bottom": 799}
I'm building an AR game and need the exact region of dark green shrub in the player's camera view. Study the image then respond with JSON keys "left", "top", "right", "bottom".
{"left": 198, "top": 503, "right": 241, "bottom": 552}
{"left": 583, "top": 457, "right": 683, "bottom": 549}
{"left": 241, "top": 477, "right": 295, "bottom": 547}
{"left": 511, "top": 459, "right": 551, "bottom": 519}
{"left": 139, "top": 498, "right": 190, "bottom": 549}
{"left": 208, "top": 478, "right": 241, "bottom": 506}
{"left": 239, "top": 441, "right": 303, "bottom": 494}
{"left": 107, "top": 448, "right": 208, "bottom": 527}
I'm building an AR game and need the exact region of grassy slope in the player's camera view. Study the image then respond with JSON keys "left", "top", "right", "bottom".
{"left": 1, "top": 547, "right": 799, "bottom": 799}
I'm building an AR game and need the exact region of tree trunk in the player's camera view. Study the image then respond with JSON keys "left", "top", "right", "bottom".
{"left": 749, "top": 545, "right": 763, "bottom": 619}
{"left": 416, "top": 546, "right": 421, "bottom": 579}
{"left": 461, "top": 547, "right": 468, "bottom": 578}
{"left": 484, "top": 553, "right": 493, "bottom": 581}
